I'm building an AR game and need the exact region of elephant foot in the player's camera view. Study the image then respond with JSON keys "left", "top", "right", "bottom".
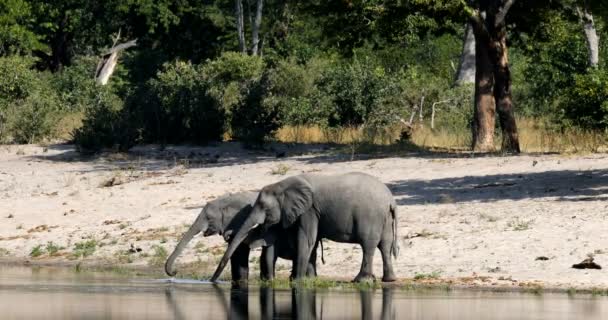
{"left": 382, "top": 273, "right": 397, "bottom": 282}
{"left": 353, "top": 273, "right": 376, "bottom": 283}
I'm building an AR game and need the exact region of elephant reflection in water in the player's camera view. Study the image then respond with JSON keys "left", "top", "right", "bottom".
{"left": 164, "top": 284, "right": 395, "bottom": 320}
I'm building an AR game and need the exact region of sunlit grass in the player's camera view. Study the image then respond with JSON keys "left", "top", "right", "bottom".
{"left": 275, "top": 117, "right": 608, "bottom": 154}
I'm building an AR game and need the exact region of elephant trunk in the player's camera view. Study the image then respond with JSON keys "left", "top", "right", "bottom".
{"left": 165, "top": 221, "right": 207, "bottom": 276}
{"left": 210, "top": 213, "right": 264, "bottom": 282}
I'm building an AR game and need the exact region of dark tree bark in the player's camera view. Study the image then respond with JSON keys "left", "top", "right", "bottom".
{"left": 471, "top": 20, "right": 496, "bottom": 152}
{"left": 455, "top": 23, "right": 476, "bottom": 85}
{"left": 490, "top": 21, "right": 520, "bottom": 153}
{"left": 235, "top": 0, "right": 246, "bottom": 53}
{"left": 251, "top": 0, "right": 264, "bottom": 55}
{"left": 469, "top": 0, "right": 520, "bottom": 154}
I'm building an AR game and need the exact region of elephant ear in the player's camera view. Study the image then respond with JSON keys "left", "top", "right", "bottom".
{"left": 280, "top": 177, "right": 313, "bottom": 228}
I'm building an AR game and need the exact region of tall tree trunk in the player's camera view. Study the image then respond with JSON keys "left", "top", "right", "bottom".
{"left": 455, "top": 23, "right": 476, "bottom": 85}
{"left": 578, "top": 4, "right": 599, "bottom": 68}
{"left": 251, "top": 0, "right": 264, "bottom": 56}
{"left": 491, "top": 27, "right": 520, "bottom": 153}
{"left": 235, "top": 0, "right": 246, "bottom": 53}
{"left": 471, "top": 20, "right": 496, "bottom": 152}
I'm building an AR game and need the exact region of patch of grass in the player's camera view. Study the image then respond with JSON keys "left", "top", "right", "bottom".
{"left": 253, "top": 277, "right": 381, "bottom": 290}
{"left": 0, "top": 247, "right": 10, "bottom": 256}
{"left": 507, "top": 217, "right": 534, "bottom": 231}
{"left": 116, "top": 250, "right": 134, "bottom": 264}
{"left": 148, "top": 245, "right": 168, "bottom": 267}
{"left": 270, "top": 164, "right": 291, "bottom": 175}
{"left": 30, "top": 245, "right": 44, "bottom": 257}
{"left": 72, "top": 240, "right": 97, "bottom": 259}
{"left": 275, "top": 117, "right": 608, "bottom": 154}
{"left": 413, "top": 271, "right": 442, "bottom": 280}
{"left": 45, "top": 242, "right": 64, "bottom": 256}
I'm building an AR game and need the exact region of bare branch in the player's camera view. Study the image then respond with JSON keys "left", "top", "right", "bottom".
{"left": 105, "top": 39, "right": 137, "bottom": 55}
{"left": 495, "top": 0, "right": 516, "bottom": 27}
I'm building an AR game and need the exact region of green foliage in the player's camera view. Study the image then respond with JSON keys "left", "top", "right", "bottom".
{"left": 202, "top": 52, "right": 277, "bottom": 145}
{"left": 267, "top": 57, "right": 333, "bottom": 127}
{"left": 73, "top": 88, "right": 134, "bottom": 152}
{"left": 4, "top": 89, "right": 61, "bottom": 143}
{"left": 45, "top": 241, "right": 64, "bottom": 256}
{"left": 518, "top": 12, "right": 589, "bottom": 116}
{"left": 0, "top": 55, "right": 39, "bottom": 107}
{"left": 0, "top": 0, "right": 40, "bottom": 55}
{"left": 148, "top": 244, "right": 168, "bottom": 267}
{"left": 72, "top": 240, "right": 97, "bottom": 258}
{"left": 143, "top": 60, "right": 225, "bottom": 144}
{"left": 560, "top": 69, "right": 608, "bottom": 129}
{"left": 30, "top": 245, "right": 44, "bottom": 257}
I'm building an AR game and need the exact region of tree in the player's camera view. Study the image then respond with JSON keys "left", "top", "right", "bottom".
{"left": 466, "top": 0, "right": 520, "bottom": 153}
{"left": 455, "top": 23, "right": 475, "bottom": 85}
{"left": 576, "top": 1, "right": 599, "bottom": 68}
{"left": 234, "top": 0, "right": 265, "bottom": 55}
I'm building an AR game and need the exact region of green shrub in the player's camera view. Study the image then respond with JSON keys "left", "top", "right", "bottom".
{"left": 0, "top": 55, "right": 39, "bottom": 107}
{"left": 52, "top": 57, "right": 98, "bottom": 112}
{"left": 230, "top": 73, "right": 281, "bottom": 146}
{"left": 73, "top": 88, "right": 135, "bottom": 152}
{"left": 142, "top": 60, "right": 225, "bottom": 144}
{"left": 560, "top": 69, "right": 608, "bottom": 129}
{"left": 268, "top": 57, "right": 333, "bottom": 127}
{"left": 202, "top": 52, "right": 277, "bottom": 145}
{"left": 30, "top": 245, "right": 44, "bottom": 257}
{"left": 72, "top": 240, "right": 97, "bottom": 258}
{"left": 4, "top": 89, "right": 61, "bottom": 143}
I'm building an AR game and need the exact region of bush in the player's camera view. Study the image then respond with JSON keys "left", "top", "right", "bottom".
{"left": 4, "top": 90, "right": 61, "bottom": 143}
{"left": 142, "top": 60, "right": 225, "bottom": 144}
{"left": 202, "top": 52, "right": 278, "bottom": 145}
{"left": 52, "top": 56, "right": 98, "bottom": 112}
{"left": 268, "top": 57, "right": 333, "bottom": 127}
{"left": 560, "top": 69, "right": 608, "bottom": 129}
{"left": 0, "top": 56, "right": 40, "bottom": 107}
{"left": 73, "top": 88, "right": 135, "bottom": 152}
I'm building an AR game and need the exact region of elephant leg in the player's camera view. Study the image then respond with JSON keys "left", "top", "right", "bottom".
{"left": 378, "top": 236, "right": 396, "bottom": 282}
{"left": 260, "top": 245, "right": 277, "bottom": 280}
{"left": 295, "top": 218, "right": 319, "bottom": 279}
{"left": 306, "top": 241, "right": 318, "bottom": 277}
{"left": 354, "top": 242, "right": 377, "bottom": 282}
{"left": 230, "top": 244, "right": 250, "bottom": 283}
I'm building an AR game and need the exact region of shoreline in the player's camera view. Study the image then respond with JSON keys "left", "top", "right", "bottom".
{"left": 2, "top": 259, "right": 607, "bottom": 296}
{"left": 2, "top": 144, "right": 608, "bottom": 295}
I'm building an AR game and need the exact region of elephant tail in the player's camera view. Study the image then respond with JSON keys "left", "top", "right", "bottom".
{"left": 390, "top": 202, "right": 399, "bottom": 258}
{"left": 320, "top": 239, "right": 325, "bottom": 264}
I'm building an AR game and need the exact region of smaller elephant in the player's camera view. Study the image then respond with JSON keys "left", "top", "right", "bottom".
{"left": 164, "top": 191, "right": 318, "bottom": 281}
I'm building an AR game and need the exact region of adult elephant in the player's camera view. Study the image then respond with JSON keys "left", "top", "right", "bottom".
{"left": 164, "top": 191, "right": 318, "bottom": 281}
{"left": 210, "top": 173, "right": 399, "bottom": 283}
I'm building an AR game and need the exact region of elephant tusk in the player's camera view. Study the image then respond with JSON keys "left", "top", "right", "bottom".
{"left": 249, "top": 223, "right": 259, "bottom": 231}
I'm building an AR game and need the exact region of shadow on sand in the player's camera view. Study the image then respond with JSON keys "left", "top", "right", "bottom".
{"left": 388, "top": 169, "right": 608, "bottom": 205}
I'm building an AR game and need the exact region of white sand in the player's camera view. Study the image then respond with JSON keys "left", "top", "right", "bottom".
{"left": 1, "top": 143, "right": 607, "bottom": 290}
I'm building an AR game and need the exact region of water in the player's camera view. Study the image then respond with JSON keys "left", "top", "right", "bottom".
{"left": 0, "top": 266, "right": 607, "bottom": 319}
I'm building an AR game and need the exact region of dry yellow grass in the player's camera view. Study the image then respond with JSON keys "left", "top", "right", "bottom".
{"left": 54, "top": 112, "right": 84, "bottom": 141}
{"left": 275, "top": 118, "right": 608, "bottom": 154}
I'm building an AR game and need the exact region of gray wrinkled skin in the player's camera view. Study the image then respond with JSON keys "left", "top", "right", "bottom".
{"left": 212, "top": 173, "right": 398, "bottom": 283}
{"left": 165, "top": 191, "right": 317, "bottom": 281}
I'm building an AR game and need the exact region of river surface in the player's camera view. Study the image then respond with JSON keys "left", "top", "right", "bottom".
{"left": 0, "top": 265, "right": 607, "bottom": 319}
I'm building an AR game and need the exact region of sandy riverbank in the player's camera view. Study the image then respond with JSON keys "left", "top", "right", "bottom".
{"left": 1, "top": 143, "right": 607, "bottom": 291}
